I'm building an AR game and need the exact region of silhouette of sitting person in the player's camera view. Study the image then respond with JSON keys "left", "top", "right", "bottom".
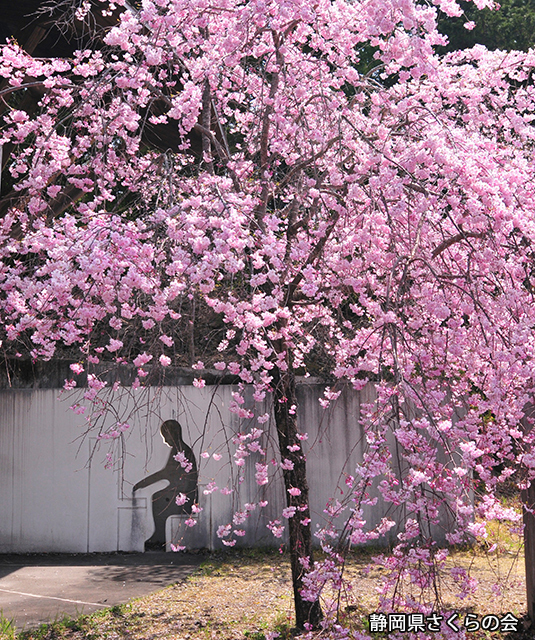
{"left": 133, "top": 420, "right": 198, "bottom": 549}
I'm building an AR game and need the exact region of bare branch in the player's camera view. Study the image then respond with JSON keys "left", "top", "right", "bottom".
{"left": 431, "top": 231, "right": 486, "bottom": 259}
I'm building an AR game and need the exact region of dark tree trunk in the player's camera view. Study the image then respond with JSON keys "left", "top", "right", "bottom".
{"left": 272, "top": 366, "right": 323, "bottom": 630}
{"left": 523, "top": 483, "right": 535, "bottom": 623}
{"left": 521, "top": 406, "right": 535, "bottom": 624}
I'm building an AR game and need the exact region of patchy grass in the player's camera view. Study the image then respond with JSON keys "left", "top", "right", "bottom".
{"left": 0, "top": 614, "right": 16, "bottom": 640}
{"left": 2, "top": 541, "right": 527, "bottom": 640}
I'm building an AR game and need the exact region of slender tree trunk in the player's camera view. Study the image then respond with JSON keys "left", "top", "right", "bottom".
{"left": 272, "top": 366, "right": 323, "bottom": 629}
{"left": 201, "top": 76, "right": 214, "bottom": 175}
{"left": 521, "top": 407, "right": 535, "bottom": 624}
{"left": 523, "top": 483, "right": 535, "bottom": 623}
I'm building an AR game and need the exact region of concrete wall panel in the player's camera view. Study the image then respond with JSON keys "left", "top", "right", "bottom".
{"left": 0, "top": 382, "right": 437, "bottom": 553}
{"left": 0, "top": 390, "right": 90, "bottom": 552}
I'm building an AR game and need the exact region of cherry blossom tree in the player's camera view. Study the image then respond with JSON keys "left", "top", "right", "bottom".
{"left": 2, "top": 0, "right": 535, "bottom": 634}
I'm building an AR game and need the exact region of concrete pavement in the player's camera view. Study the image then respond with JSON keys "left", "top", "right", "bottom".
{"left": 0, "top": 552, "right": 203, "bottom": 631}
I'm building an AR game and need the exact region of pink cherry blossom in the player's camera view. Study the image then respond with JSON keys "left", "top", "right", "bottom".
{"left": 70, "top": 363, "right": 84, "bottom": 375}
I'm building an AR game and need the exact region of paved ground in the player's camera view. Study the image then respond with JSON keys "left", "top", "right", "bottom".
{"left": 0, "top": 552, "right": 203, "bottom": 632}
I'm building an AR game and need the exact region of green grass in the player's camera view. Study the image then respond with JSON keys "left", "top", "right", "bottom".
{"left": 0, "top": 614, "right": 15, "bottom": 640}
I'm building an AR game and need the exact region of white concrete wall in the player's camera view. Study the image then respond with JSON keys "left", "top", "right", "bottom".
{"left": 0, "top": 390, "right": 91, "bottom": 553}
{"left": 0, "top": 382, "right": 434, "bottom": 553}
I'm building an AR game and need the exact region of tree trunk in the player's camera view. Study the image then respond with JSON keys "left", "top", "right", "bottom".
{"left": 272, "top": 366, "right": 323, "bottom": 629}
{"left": 521, "top": 406, "right": 535, "bottom": 624}
{"left": 523, "top": 483, "right": 535, "bottom": 623}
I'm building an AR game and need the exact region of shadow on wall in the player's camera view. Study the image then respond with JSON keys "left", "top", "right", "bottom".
{"left": 132, "top": 420, "right": 198, "bottom": 549}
